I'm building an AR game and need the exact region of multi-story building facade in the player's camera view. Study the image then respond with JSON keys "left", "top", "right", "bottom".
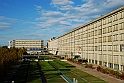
{"left": 47, "top": 37, "right": 58, "bottom": 55}
{"left": 10, "top": 39, "right": 44, "bottom": 54}
{"left": 48, "top": 6, "right": 124, "bottom": 71}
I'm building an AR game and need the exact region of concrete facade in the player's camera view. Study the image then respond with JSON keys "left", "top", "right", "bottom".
{"left": 48, "top": 6, "right": 124, "bottom": 71}
{"left": 10, "top": 39, "right": 44, "bottom": 54}
{"left": 47, "top": 37, "right": 58, "bottom": 54}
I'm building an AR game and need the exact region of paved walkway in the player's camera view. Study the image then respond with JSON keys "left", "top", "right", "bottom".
{"left": 66, "top": 61, "right": 124, "bottom": 83}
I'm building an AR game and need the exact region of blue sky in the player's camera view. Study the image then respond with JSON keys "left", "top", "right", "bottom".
{"left": 0, "top": 0, "right": 124, "bottom": 46}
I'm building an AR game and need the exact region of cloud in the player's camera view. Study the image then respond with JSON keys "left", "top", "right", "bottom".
{"left": 23, "top": 33, "right": 47, "bottom": 39}
{"left": 41, "top": 10, "right": 63, "bottom": 17}
{"left": 79, "top": 0, "right": 124, "bottom": 15}
{"left": 0, "top": 22, "right": 13, "bottom": 31}
{"left": 34, "top": 5, "right": 42, "bottom": 10}
{"left": 35, "top": 0, "right": 124, "bottom": 38}
{"left": 102, "top": 0, "right": 124, "bottom": 8}
{"left": 0, "top": 16, "right": 18, "bottom": 31}
{"left": 50, "top": 0, "right": 74, "bottom": 6}
{"left": 0, "top": 16, "right": 17, "bottom": 22}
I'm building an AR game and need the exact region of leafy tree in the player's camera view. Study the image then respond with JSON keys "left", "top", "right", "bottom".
{"left": 0, "top": 46, "right": 27, "bottom": 81}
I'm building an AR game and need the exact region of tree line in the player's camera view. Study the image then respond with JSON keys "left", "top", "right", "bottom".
{"left": 0, "top": 46, "right": 27, "bottom": 78}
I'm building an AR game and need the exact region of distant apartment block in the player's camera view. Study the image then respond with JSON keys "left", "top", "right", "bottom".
{"left": 9, "top": 39, "right": 44, "bottom": 54}
{"left": 47, "top": 37, "right": 58, "bottom": 54}
{"left": 48, "top": 6, "right": 124, "bottom": 71}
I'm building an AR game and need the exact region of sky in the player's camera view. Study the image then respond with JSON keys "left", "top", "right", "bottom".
{"left": 0, "top": 0, "right": 124, "bottom": 46}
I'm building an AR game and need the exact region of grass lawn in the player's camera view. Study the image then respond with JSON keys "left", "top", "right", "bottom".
{"left": 11, "top": 60, "right": 108, "bottom": 83}
{"left": 13, "top": 61, "right": 43, "bottom": 83}
{"left": 39, "top": 61, "right": 67, "bottom": 83}
{"left": 39, "top": 61, "right": 56, "bottom": 71}
{"left": 55, "top": 60, "right": 75, "bottom": 68}
{"left": 46, "top": 75, "right": 66, "bottom": 83}
{"left": 26, "top": 61, "right": 42, "bottom": 83}
{"left": 62, "top": 71, "right": 87, "bottom": 83}
{"left": 12, "top": 61, "right": 29, "bottom": 82}
{"left": 70, "top": 68, "right": 107, "bottom": 83}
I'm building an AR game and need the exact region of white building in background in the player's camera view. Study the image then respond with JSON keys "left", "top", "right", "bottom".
{"left": 47, "top": 37, "right": 58, "bottom": 55}
{"left": 48, "top": 6, "right": 124, "bottom": 71}
{"left": 9, "top": 39, "right": 44, "bottom": 54}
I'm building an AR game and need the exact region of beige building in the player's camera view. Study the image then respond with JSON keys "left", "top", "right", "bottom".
{"left": 10, "top": 39, "right": 44, "bottom": 54}
{"left": 47, "top": 37, "right": 58, "bottom": 55}
{"left": 48, "top": 6, "right": 124, "bottom": 71}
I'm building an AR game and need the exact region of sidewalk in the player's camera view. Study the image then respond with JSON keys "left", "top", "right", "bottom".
{"left": 66, "top": 61, "right": 124, "bottom": 83}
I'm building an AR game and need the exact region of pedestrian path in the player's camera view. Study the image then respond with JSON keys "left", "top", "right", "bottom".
{"left": 66, "top": 61, "right": 124, "bottom": 83}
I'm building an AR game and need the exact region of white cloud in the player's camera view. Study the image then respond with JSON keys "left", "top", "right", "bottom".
{"left": 102, "top": 0, "right": 124, "bottom": 8}
{"left": 23, "top": 33, "right": 46, "bottom": 37}
{"left": 0, "top": 16, "right": 17, "bottom": 22}
{"left": 35, "top": 0, "right": 124, "bottom": 37}
{"left": 51, "top": 0, "right": 74, "bottom": 6}
{"left": 35, "top": 5, "right": 42, "bottom": 10}
{"left": 41, "top": 10, "right": 63, "bottom": 17}
{"left": 58, "top": 5, "right": 73, "bottom": 10}
{"left": 0, "top": 22, "right": 13, "bottom": 30}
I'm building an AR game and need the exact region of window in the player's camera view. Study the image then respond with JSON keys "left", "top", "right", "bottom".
{"left": 120, "top": 55, "right": 124, "bottom": 65}
{"left": 103, "top": 27, "right": 107, "bottom": 34}
{"left": 108, "top": 26, "right": 112, "bottom": 32}
{"left": 108, "top": 16, "right": 112, "bottom": 23}
{"left": 91, "top": 31, "right": 94, "bottom": 36}
{"left": 119, "top": 11, "right": 124, "bottom": 19}
{"left": 119, "top": 22, "right": 124, "bottom": 30}
{"left": 95, "top": 38, "right": 97, "bottom": 43}
{"left": 108, "top": 35, "right": 112, "bottom": 42}
{"left": 103, "top": 18, "right": 106, "bottom": 25}
{"left": 108, "top": 55, "right": 113, "bottom": 63}
{"left": 113, "top": 34, "right": 118, "bottom": 41}
{"left": 103, "top": 45, "right": 106, "bottom": 51}
{"left": 94, "top": 22, "right": 97, "bottom": 28}
{"left": 98, "top": 37, "right": 102, "bottom": 43}
{"left": 103, "top": 54, "right": 107, "bottom": 62}
{"left": 108, "top": 45, "right": 112, "bottom": 51}
{"left": 113, "top": 13, "right": 118, "bottom": 21}
{"left": 113, "top": 55, "right": 119, "bottom": 65}
{"left": 113, "top": 45, "right": 118, "bottom": 52}
{"left": 113, "top": 24, "right": 118, "bottom": 31}
{"left": 120, "top": 33, "right": 124, "bottom": 41}
{"left": 99, "top": 29, "right": 102, "bottom": 35}
{"left": 120, "top": 44, "right": 124, "bottom": 52}
{"left": 95, "top": 30, "right": 97, "bottom": 36}
{"left": 88, "top": 39, "right": 90, "bottom": 44}
{"left": 106, "top": 17, "right": 108, "bottom": 24}
{"left": 103, "top": 28, "right": 105, "bottom": 34}
{"left": 91, "top": 38, "right": 94, "bottom": 44}
{"left": 95, "top": 46, "right": 98, "bottom": 51}
{"left": 103, "top": 36, "right": 106, "bottom": 42}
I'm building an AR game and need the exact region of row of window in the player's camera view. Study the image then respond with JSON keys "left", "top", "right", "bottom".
{"left": 59, "top": 33, "right": 124, "bottom": 44}
{"left": 87, "top": 10, "right": 124, "bottom": 30}
{"left": 59, "top": 43, "right": 123, "bottom": 51}
{"left": 61, "top": 44, "right": 124, "bottom": 52}
{"left": 81, "top": 33, "right": 124, "bottom": 44}
{"left": 82, "top": 22, "right": 124, "bottom": 38}
{"left": 83, "top": 53, "right": 124, "bottom": 63}
{"left": 15, "top": 45, "right": 43, "bottom": 47}
{"left": 81, "top": 45, "right": 118, "bottom": 51}
{"left": 60, "top": 22, "right": 124, "bottom": 41}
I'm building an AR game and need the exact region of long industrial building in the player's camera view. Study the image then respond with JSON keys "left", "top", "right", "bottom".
{"left": 9, "top": 39, "right": 44, "bottom": 54}
{"left": 48, "top": 6, "right": 124, "bottom": 71}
